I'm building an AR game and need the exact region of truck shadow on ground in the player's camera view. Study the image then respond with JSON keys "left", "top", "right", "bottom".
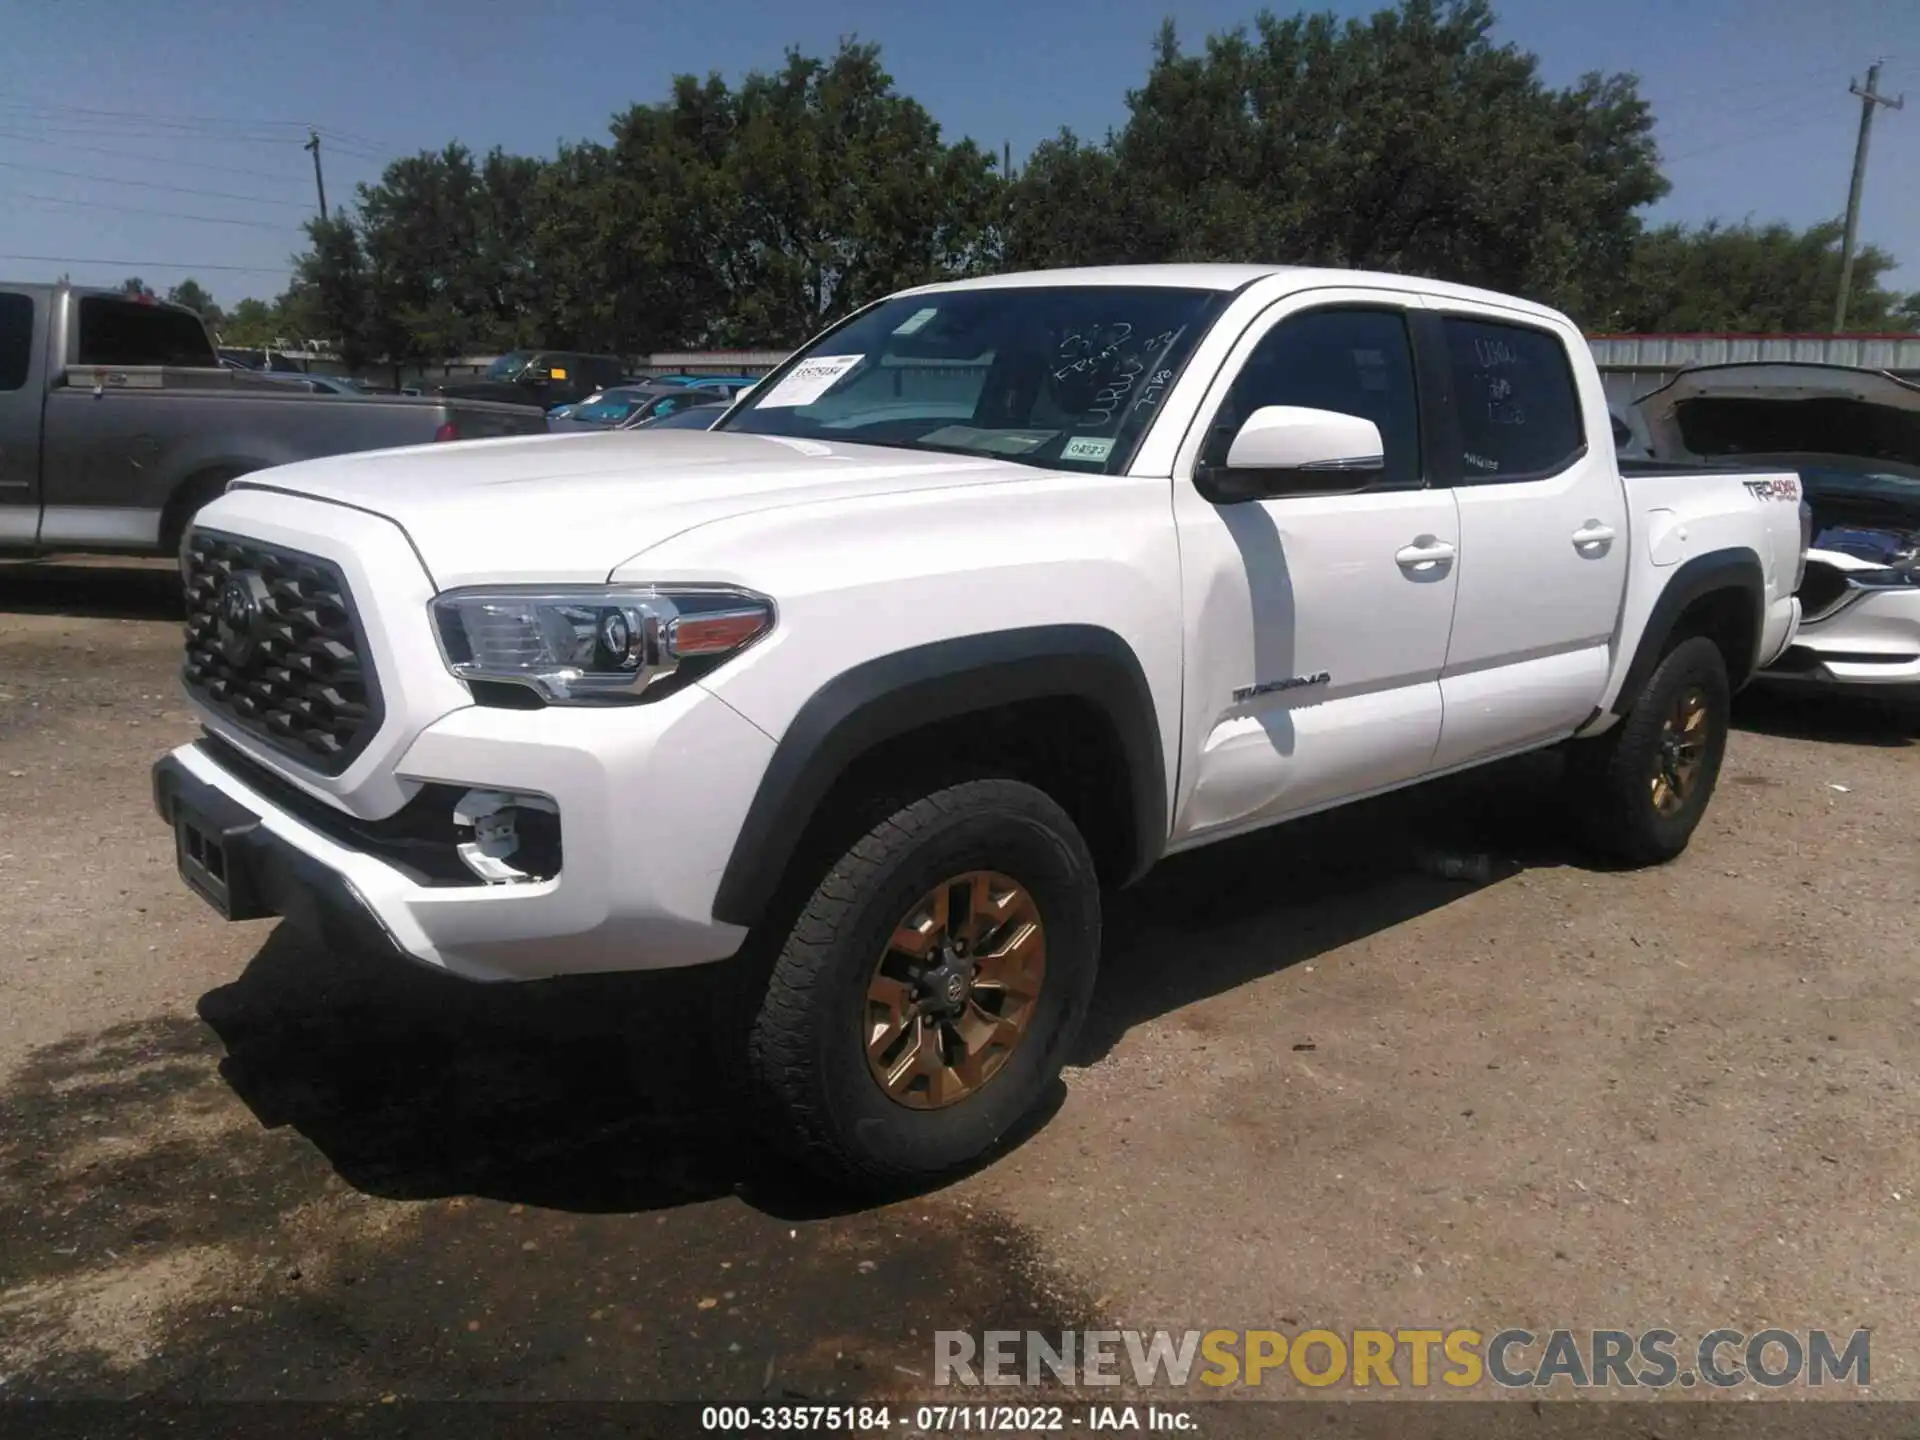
{"left": 1077, "top": 750, "right": 1571, "bottom": 1064}
{"left": 1732, "top": 685, "right": 1916, "bottom": 748}
{"left": 0, "top": 557, "right": 183, "bottom": 621}
{"left": 190, "top": 753, "right": 1577, "bottom": 1219}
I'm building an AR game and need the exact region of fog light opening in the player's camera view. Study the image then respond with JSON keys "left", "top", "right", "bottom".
{"left": 453, "top": 788, "right": 559, "bottom": 885}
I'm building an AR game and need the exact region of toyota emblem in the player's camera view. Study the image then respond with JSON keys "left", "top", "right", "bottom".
{"left": 216, "top": 572, "right": 270, "bottom": 667}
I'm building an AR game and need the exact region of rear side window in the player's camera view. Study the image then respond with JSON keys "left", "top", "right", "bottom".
{"left": 1440, "top": 316, "right": 1585, "bottom": 482}
{"left": 77, "top": 296, "right": 216, "bottom": 367}
{"left": 0, "top": 291, "right": 32, "bottom": 390}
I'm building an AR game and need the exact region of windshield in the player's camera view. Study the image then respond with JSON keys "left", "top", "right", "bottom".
{"left": 719, "top": 285, "right": 1229, "bottom": 473}
{"left": 485, "top": 350, "right": 536, "bottom": 381}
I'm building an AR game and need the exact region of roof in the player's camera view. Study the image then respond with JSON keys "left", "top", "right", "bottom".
{"left": 905, "top": 263, "right": 1567, "bottom": 322}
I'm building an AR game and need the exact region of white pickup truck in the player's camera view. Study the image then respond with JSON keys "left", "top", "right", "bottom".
{"left": 152, "top": 265, "right": 1807, "bottom": 1186}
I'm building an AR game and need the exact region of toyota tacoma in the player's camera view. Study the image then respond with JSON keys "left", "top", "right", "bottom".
{"left": 152, "top": 265, "right": 1809, "bottom": 1185}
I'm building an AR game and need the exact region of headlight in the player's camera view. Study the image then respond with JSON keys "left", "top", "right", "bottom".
{"left": 430, "top": 585, "right": 774, "bottom": 704}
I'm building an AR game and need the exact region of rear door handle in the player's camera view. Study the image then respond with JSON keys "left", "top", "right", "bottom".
{"left": 1572, "top": 521, "right": 1617, "bottom": 551}
{"left": 1395, "top": 537, "right": 1456, "bottom": 571}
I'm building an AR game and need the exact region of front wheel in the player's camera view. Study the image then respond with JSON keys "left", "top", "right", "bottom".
{"left": 745, "top": 778, "right": 1100, "bottom": 1189}
{"left": 1563, "top": 635, "right": 1731, "bottom": 865}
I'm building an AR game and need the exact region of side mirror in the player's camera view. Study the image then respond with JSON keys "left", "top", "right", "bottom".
{"left": 1195, "top": 405, "right": 1385, "bottom": 505}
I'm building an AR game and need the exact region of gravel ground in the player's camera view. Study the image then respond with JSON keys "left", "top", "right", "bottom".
{"left": 2, "top": 555, "right": 1917, "bottom": 1432}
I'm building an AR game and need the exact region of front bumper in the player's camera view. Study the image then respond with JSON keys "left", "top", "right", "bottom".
{"left": 153, "top": 685, "right": 778, "bottom": 982}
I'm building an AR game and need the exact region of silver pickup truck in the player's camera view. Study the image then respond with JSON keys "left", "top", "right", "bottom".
{"left": 0, "top": 283, "right": 547, "bottom": 556}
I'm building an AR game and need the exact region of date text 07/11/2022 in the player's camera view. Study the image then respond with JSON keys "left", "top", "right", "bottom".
{"left": 698, "top": 1403, "right": 1196, "bottom": 1432}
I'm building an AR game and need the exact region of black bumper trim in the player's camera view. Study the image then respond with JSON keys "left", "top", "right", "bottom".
{"left": 152, "top": 753, "right": 409, "bottom": 962}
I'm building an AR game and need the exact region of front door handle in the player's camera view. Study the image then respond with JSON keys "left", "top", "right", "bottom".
{"left": 1395, "top": 537, "right": 1456, "bottom": 572}
{"left": 1572, "top": 521, "right": 1617, "bottom": 553}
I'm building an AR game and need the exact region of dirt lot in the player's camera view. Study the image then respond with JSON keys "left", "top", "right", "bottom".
{"left": 2, "top": 556, "right": 1918, "bottom": 1428}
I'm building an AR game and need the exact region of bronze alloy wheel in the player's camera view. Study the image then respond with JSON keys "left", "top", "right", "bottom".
{"left": 863, "top": 871, "right": 1047, "bottom": 1110}
{"left": 1650, "top": 683, "right": 1711, "bottom": 815}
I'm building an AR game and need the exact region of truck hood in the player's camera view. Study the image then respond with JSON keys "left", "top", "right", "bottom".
{"left": 1633, "top": 362, "right": 1920, "bottom": 473}
{"left": 1632, "top": 362, "right": 1920, "bottom": 576}
{"left": 229, "top": 429, "right": 1043, "bottom": 587}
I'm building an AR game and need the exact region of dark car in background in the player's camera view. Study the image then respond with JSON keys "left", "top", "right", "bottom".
{"left": 436, "top": 349, "right": 626, "bottom": 410}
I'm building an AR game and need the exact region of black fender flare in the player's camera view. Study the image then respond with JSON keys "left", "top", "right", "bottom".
{"left": 710, "top": 625, "right": 1168, "bottom": 930}
{"left": 1611, "top": 547, "right": 1766, "bottom": 716}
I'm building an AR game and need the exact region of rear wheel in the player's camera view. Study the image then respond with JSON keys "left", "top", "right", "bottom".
{"left": 744, "top": 778, "right": 1100, "bottom": 1189}
{"left": 160, "top": 468, "right": 244, "bottom": 556}
{"left": 1564, "top": 636, "right": 1731, "bottom": 865}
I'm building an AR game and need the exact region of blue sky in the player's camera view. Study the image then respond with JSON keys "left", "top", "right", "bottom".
{"left": 1, "top": 0, "right": 1915, "bottom": 312}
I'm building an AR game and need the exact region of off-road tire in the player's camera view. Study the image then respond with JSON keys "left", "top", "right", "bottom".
{"left": 744, "top": 778, "right": 1100, "bottom": 1190}
{"left": 1564, "top": 636, "right": 1731, "bottom": 866}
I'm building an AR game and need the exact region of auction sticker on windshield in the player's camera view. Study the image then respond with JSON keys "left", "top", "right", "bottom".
{"left": 756, "top": 355, "right": 864, "bottom": 408}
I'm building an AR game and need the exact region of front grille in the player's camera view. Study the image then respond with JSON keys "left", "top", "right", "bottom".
{"left": 182, "top": 530, "right": 383, "bottom": 774}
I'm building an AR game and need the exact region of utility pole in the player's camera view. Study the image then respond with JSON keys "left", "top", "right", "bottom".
{"left": 304, "top": 129, "right": 328, "bottom": 221}
{"left": 1832, "top": 60, "right": 1904, "bottom": 333}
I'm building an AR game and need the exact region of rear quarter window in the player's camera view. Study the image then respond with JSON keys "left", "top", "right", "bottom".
{"left": 0, "top": 291, "right": 33, "bottom": 390}
{"left": 1439, "top": 316, "right": 1586, "bottom": 482}
{"left": 77, "top": 296, "right": 217, "bottom": 367}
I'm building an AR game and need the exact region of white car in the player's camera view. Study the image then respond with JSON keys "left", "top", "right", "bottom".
{"left": 1634, "top": 363, "right": 1919, "bottom": 704}
{"left": 153, "top": 264, "right": 1806, "bottom": 1186}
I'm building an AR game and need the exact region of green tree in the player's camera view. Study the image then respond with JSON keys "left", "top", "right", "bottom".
{"left": 164, "top": 278, "right": 225, "bottom": 331}
{"left": 1008, "top": 1, "right": 1668, "bottom": 320}
{"left": 121, "top": 276, "right": 154, "bottom": 299}
{"left": 1608, "top": 220, "right": 1919, "bottom": 333}
{"left": 221, "top": 297, "right": 279, "bottom": 347}
{"left": 287, "top": 215, "right": 374, "bottom": 368}
{"left": 1002, "top": 129, "right": 1151, "bottom": 270}
{"left": 710, "top": 42, "right": 1002, "bottom": 344}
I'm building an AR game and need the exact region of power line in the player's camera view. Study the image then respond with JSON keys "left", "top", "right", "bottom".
{"left": 0, "top": 252, "right": 293, "bottom": 274}
{"left": 1663, "top": 110, "right": 1829, "bottom": 165}
{"left": 0, "top": 92, "right": 318, "bottom": 130}
{"left": 0, "top": 93, "right": 404, "bottom": 158}
{"left": 0, "top": 127, "right": 313, "bottom": 184}
{"left": 0, "top": 157, "right": 314, "bottom": 208}
{"left": 0, "top": 118, "right": 319, "bottom": 148}
{"left": 10, "top": 191, "right": 304, "bottom": 231}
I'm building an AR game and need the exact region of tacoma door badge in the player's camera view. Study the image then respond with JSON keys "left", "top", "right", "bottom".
{"left": 1233, "top": 672, "right": 1331, "bottom": 703}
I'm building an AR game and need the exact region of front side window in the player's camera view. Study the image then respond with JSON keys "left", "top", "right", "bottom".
{"left": 1198, "top": 307, "right": 1424, "bottom": 489}
{"left": 1440, "top": 316, "right": 1586, "bottom": 482}
{"left": 720, "top": 285, "right": 1231, "bottom": 474}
